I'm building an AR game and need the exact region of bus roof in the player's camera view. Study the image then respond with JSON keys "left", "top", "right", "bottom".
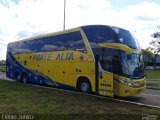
{"left": 9, "top": 25, "right": 125, "bottom": 44}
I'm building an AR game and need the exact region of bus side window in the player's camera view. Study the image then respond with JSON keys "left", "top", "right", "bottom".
{"left": 10, "top": 31, "right": 86, "bottom": 54}
{"left": 66, "top": 33, "right": 86, "bottom": 53}
{"left": 43, "top": 31, "right": 86, "bottom": 53}
{"left": 99, "top": 55, "right": 113, "bottom": 72}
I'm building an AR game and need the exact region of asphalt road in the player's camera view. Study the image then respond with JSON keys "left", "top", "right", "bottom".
{"left": 0, "top": 72, "right": 160, "bottom": 107}
{"left": 119, "top": 89, "right": 160, "bottom": 107}
{"left": 138, "top": 91, "right": 160, "bottom": 107}
{"left": 0, "top": 72, "right": 11, "bottom": 81}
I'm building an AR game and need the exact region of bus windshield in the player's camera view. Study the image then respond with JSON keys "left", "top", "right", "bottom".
{"left": 98, "top": 48, "right": 144, "bottom": 79}
{"left": 121, "top": 52, "right": 144, "bottom": 79}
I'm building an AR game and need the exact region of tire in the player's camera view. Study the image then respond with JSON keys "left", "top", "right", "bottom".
{"left": 15, "top": 73, "right": 21, "bottom": 82}
{"left": 78, "top": 79, "right": 91, "bottom": 93}
{"left": 22, "top": 74, "right": 27, "bottom": 84}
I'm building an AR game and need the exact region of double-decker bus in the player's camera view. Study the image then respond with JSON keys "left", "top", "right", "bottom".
{"left": 6, "top": 25, "right": 145, "bottom": 97}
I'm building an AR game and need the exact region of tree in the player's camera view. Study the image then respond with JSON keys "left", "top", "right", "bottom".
{"left": 147, "top": 25, "right": 160, "bottom": 69}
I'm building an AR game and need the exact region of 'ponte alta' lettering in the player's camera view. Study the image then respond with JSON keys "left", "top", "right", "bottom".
{"left": 33, "top": 54, "right": 52, "bottom": 61}
{"left": 56, "top": 52, "right": 73, "bottom": 60}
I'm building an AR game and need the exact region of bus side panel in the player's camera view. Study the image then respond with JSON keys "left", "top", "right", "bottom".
{"left": 6, "top": 52, "right": 76, "bottom": 89}
{"left": 98, "top": 72, "right": 114, "bottom": 97}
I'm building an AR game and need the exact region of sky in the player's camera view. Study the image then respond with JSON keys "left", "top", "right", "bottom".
{"left": 0, "top": 0, "right": 160, "bottom": 60}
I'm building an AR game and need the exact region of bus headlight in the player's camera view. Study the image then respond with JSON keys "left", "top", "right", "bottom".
{"left": 118, "top": 80, "right": 133, "bottom": 87}
{"left": 116, "top": 79, "right": 144, "bottom": 88}
{"left": 128, "top": 83, "right": 133, "bottom": 87}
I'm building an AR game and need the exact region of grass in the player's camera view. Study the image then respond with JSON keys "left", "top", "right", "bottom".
{"left": 145, "top": 70, "right": 160, "bottom": 88}
{"left": 146, "top": 82, "right": 160, "bottom": 88}
{"left": 0, "top": 80, "right": 159, "bottom": 120}
{"left": 145, "top": 70, "right": 160, "bottom": 80}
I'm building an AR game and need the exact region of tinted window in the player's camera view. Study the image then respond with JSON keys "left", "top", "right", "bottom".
{"left": 82, "top": 25, "right": 140, "bottom": 49}
{"left": 112, "top": 27, "right": 140, "bottom": 49}
{"left": 121, "top": 52, "right": 144, "bottom": 78}
{"left": 9, "top": 39, "right": 45, "bottom": 53}
{"left": 82, "top": 25, "right": 117, "bottom": 48}
{"left": 43, "top": 31, "right": 86, "bottom": 52}
{"left": 94, "top": 48, "right": 120, "bottom": 72}
{"left": 9, "top": 31, "right": 86, "bottom": 54}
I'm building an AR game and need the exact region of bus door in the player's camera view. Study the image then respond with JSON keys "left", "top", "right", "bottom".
{"left": 95, "top": 55, "right": 114, "bottom": 97}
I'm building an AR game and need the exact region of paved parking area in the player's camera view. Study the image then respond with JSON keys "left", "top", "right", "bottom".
{"left": 0, "top": 72, "right": 12, "bottom": 81}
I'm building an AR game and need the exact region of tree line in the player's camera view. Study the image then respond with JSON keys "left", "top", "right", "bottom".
{"left": 146, "top": 25, "right": 160, "bottom": 69}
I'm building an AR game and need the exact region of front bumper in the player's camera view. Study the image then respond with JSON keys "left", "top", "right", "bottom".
{"left": 114, "top": 79, "right": 146, "bottom": 97}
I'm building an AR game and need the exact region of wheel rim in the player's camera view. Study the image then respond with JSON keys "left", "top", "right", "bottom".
{"left": 81, "top": 82, "right": 89, "bottom": 92}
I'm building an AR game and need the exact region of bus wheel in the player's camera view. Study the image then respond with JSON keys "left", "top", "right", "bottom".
{"left": 22, "top": 74, "right": 27, "bottom": 84}
{"left": 15, "top": 73, "right": 21, "bottom": 82}
{"left": 78, "top": 79, "right": 91, "bottom": 93}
